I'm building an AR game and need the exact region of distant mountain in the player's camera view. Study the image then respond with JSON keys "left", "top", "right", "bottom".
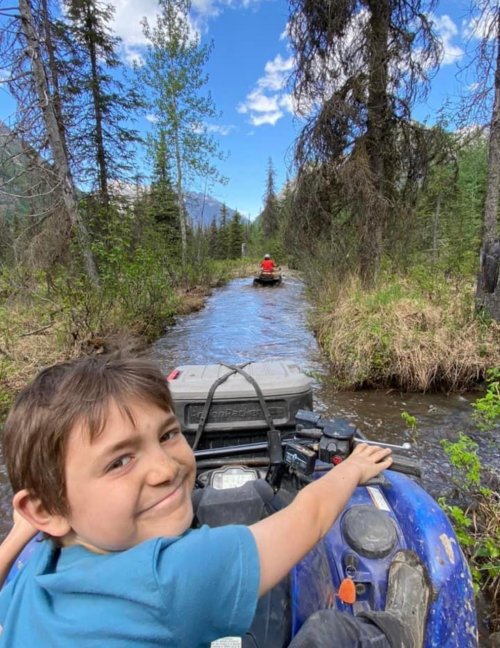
{"left": 0, "top": 122, "right": 243, "bottom": 228}
{"left": 185, "top": 191, "right": 240, "bottom": 228}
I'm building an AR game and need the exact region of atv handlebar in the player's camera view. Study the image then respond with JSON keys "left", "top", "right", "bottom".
{"left": 351, "top": 438, "right": 420, "bottom": 476}
{"left": 291, "top": 409, "right": 422, "bottom": 479}
{"left": 193, "top": 408, "right": 422, "bottom": 482}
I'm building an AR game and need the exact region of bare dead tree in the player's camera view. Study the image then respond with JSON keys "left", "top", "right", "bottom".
{"left": 0, "top": 0, "right": 99, "bottom": 283}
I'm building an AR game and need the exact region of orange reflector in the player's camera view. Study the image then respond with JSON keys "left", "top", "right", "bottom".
{"left": 166, "top": 368, "right": 180, "bottom": 381}
{"left": 338, "top": 578, "right": 356, "bottom": 604}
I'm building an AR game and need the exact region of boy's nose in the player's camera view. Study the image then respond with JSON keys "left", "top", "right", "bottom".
{"left": 146, "top": 448, "right": 179, "bottom": 485}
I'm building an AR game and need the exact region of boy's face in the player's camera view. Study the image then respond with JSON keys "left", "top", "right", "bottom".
{"left": 61, "top": 398, "right": 196, "bottom": 552}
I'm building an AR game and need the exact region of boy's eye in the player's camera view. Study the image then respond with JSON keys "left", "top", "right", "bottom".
{"left": 160, "top": 429, "right": 179, "bottom": 443}
{"left": 107, "top": 455, "right": 132, "bottom": 472}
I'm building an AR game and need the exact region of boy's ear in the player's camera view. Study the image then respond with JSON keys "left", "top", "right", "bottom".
{"left": 13, "top": 489, "right": 72, "bottom": 538}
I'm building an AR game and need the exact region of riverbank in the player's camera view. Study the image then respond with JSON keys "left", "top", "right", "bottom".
{"left": 0, "top": 260, "right": 256, "bottom": 418}
{"left": 307, "top": 270, "right": 500, "bottom": 392}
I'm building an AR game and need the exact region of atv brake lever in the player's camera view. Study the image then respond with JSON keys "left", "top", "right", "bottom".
{"left": 353, "top": 438, "right": 412, "bottom": 452}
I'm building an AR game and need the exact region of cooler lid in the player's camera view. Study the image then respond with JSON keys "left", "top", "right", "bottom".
{"left": 167, "top": 361, "right": 313, "bottom": 400}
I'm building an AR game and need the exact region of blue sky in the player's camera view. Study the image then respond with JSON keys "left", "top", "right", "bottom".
{"left": 114, "top": 0, "right": 492, "bottom": 219}
{"left": 0, "top": 0, "right": 493, "bottom": 220}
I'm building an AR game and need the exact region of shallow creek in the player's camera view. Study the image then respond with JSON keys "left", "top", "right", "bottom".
{"left": 152, "top": 275, "right": 498, "bottom": 500}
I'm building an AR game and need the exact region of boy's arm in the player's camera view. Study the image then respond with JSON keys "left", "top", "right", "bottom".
{"left": 0, "top": 511, "right": 38, "bottom": 587}
{"left": 250, "top": 443, "right": 392, "bottom": 596}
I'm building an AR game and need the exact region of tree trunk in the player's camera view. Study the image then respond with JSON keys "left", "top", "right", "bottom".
{"left": 84, "top": 3, "right": 109, "bottom": 208}
{"left": 40, "top": 0, "right": 68, "bottom": 161}
{"left": 432, "top": 195, "right": 441, "bottom": 266}
{"left": 173, "top": 124, "right": 188, "bottom": 266}
{"left": 19, "top": 0, "right": 99, "bottom": 285}
{"left": 476, "top": 9, "right": 500, "bottom": 318}
{"left": 360, "top": 0, "right": 391, "bottom": 285}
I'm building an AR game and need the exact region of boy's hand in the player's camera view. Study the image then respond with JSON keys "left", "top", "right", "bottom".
{"left": 343, "top": 443, "right": 393, "bottom": 484}
{"left": 251, "top": 441, "right": 393, "bottom": 596}
{"left": 0, "top": 509, "right": 38, "bottom": 589}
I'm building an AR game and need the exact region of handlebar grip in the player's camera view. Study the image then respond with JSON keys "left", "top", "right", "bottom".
{"left": 388, "top": 455, "right": 422, "bottom": 478}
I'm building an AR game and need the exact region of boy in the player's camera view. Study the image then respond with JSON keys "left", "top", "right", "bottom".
{"left": 0, "top": 353, "right": 426, "bottom": 646}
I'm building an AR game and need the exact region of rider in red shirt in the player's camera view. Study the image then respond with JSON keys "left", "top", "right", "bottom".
{"left": 260, "top": 254, "right": 276, "bottom": 272}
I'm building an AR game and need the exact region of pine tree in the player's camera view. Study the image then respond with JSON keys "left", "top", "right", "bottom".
{"left": 64, "top": 0, "right": 142, "bottom": 207}
{"left": 140, "top": 0, "right": 225, "bottom": 266}
{"left": 148, "top": 129, "right": 181, "bottom": 249}
{"left": 208, "top": 216, "right": 218, "bottom": 258}
{"left": 228, "top": 211, "right": 244, "bottom": 259}
{"left": 216, "top": 204, "right": 229, "bottom": 259}
{"left": 261, "top": 158, "right": 280, "bottom": 239}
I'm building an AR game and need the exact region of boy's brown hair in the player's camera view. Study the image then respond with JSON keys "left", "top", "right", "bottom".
{"left": 2, "top": 353, "right": 174, "bottom": 516}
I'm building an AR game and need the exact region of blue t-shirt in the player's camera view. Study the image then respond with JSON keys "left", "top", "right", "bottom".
{"left": 0, "top": 525, "right": 260, "bottom": 647}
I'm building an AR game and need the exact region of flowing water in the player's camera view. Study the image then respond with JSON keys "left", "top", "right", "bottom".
{"left": 152, "top": 275, "right": 498, "bottom": 500}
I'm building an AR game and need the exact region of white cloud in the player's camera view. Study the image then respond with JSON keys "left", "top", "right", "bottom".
{"left": 123, "top": 48, "right": 144, "bottom": 67}
{"left": 261, "top": 54, "right": 294, "bottom": 90}
{"left": 239, "top": 89, "right": 278, "bottom": 113}
{"left": 192, "top": 0, "right": 263, "bottom": 16}
{"left": 192, "top": 0, "right": 220, "bottom": 18}
{"left": 237, "top": 54, "right": 294, "bottom": 126}
{"left": 251, "top": 111, "right": 283, "bottom": 126}
{"left": 108, "top": 0, "right": 159, "bottom": 47}
{"left": 192, "top": 121, "right": 235, "bottom": 135}
{"left": 431, "top": 14, "right": 464, "bottom": 65}
{"left": 278, "top": 93, "right": 294, "bottom": 113}
{"left": 462, "top": 7, "right": 498, "bottom": 41}
{"left": 145, "top": 114, "right": 159, "bottom": 123}
{"left": 206, "top": 123, "right": 235, "bottom": 135}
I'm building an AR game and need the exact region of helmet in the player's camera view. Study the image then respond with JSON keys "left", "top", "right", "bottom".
{"left": 264, "top": 254, "right": 270, "bottom": 259}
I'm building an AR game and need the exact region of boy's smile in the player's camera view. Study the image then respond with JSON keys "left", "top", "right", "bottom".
{"left": 61, "top": 398, "right": 196, "bottom": 552}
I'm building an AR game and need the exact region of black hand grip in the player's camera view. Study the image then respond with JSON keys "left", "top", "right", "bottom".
{"left": 388, "top": 455, "right": 422, "bottom": 478}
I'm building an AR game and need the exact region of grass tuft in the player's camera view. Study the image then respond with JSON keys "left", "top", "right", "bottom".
{"left": 311, "top": 272, "right": 500, "bottom": 391}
